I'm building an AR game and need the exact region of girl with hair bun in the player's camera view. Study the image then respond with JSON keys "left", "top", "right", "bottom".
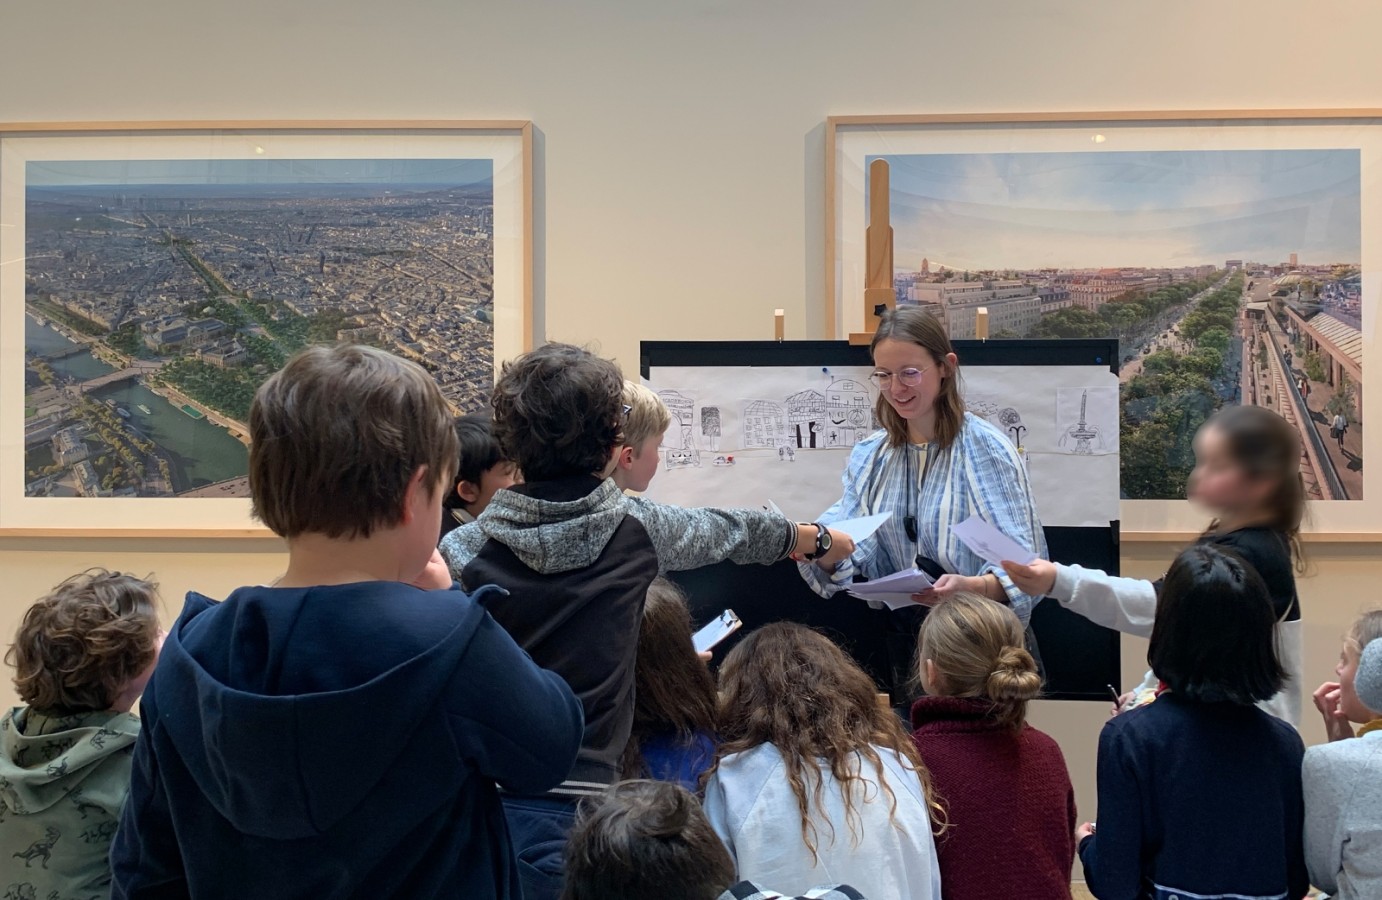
{"left": 911, "top": 593, "right": 1076, "bottom": 900}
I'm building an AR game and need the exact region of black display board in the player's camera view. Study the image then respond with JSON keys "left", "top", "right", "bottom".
{"left": 642, "top": 339, "right": 1121, "bottom": 702}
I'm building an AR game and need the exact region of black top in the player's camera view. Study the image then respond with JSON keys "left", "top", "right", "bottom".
{"left": 1155, "top": 526, "right": 1299, "bottom": 622}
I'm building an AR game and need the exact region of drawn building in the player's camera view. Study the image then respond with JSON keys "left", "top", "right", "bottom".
{"left": 785, "top": 389, "right": 825, "bottom": 449}
{"left": 657, "top": 390, "right": 700, "bottom": 467}
{"left": 824, "top": 379, "right": 873, "bottom": 447}
{"left": 742, "top": 400, "right": 786, "bottom": 449}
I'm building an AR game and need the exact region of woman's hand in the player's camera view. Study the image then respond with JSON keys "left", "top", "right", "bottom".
{"left": 1312, "top": 680, "right": 1355, "bottom": 742}
{"left": 912, "top": 573, "right": 984, "bottom": 606}
{"left": 410, "top": 549, "right": 454, "bottom": 591}
{"left": 999, "top": 558, "right": 1057, "bottom": 598}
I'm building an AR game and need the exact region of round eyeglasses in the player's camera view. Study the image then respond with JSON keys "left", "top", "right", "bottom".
{"left": 869, "top": 367, "right": 930, "bottom": 389}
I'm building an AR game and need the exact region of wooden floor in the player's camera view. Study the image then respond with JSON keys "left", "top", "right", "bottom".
{"left": 1072, "top": 885, "right": 1095, "bottom": 900}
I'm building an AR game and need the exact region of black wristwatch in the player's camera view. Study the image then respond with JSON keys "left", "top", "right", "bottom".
{"left": 803, "top": 523, "right": 832, "bottom": 561}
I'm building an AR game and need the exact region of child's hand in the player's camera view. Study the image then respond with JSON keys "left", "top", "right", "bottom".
{"left": 1312, "top": 680, "right": 1354, "bottom": 742}
{"left": 815, "top": 529, "right": 856, "bottom": 570}
{"left": 1075, "top": 822, "right": 1096, "bottom": 843}
{"left": 411, "top": 549, "right": 454, "bottom": 592}
{"left": 1000, "top": 558, "right": 1057, "bottom": 598}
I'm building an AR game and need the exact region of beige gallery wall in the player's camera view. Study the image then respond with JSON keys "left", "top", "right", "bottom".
{"left": 3, "top": 0, "right": 1382, "bottom": 831}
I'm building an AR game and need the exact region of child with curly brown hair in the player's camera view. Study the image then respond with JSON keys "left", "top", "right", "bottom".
{"left": 703, "top": 623, "right": 942, "bottom": 899}
{"left": 0, "top": 568, "right": 163, "bottom": 899}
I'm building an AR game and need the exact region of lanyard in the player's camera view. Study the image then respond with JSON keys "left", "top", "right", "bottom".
{"left": 862, "top": 441, "right": 932, "bottom": 552}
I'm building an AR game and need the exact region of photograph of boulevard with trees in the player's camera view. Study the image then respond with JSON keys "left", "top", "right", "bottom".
{"left": 878, "top": 148, "right": 1364, "bottom": 500}
{"left": 23, "top": 158, "right": 496, "bottom": 499}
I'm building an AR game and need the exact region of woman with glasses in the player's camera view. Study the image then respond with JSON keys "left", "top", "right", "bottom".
{"left": 799, "top": 306, "right": 1047, "bottom": 703}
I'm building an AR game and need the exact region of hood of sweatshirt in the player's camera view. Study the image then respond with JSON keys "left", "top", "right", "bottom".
{"left": 475, "top": 475, "right": 627, "bottom": 574}
{"left": 0, "top": 708, "right": 139, "bottom": 816}
{"left": 152, "top": 584, "right": 497, "bottom": 841}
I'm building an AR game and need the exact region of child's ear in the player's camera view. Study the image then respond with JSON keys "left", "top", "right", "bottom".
{"left": 617, "top": 445, "right": 635, "bottom": 471}
{"left": 401, "top": 466, "right": 431, "bottom": 524}
{"left": 456, "top": 480, "right": 481, "bottom": 504}
{"left": 923, "top": 659, "right": 943, "bottom": 694}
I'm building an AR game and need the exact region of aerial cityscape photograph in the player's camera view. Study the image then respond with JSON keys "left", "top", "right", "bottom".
{"left": 23, "top": 157, "right": 496, "bottom": 499}
{"left": 877, "top": 148, "right": 1364, "bottom": 500}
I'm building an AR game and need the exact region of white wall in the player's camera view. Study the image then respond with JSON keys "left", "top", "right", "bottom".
{"left": 4, "top": 0, "right": 1382, "bottom": 850}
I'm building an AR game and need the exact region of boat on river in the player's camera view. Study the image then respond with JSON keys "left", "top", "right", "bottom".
{"left": 137, "top": 404, "right": 152, "bottom": 415}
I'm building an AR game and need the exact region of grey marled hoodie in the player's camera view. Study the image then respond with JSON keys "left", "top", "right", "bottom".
{"left": 440, "top": 478, "right": 796, "bottom": 576}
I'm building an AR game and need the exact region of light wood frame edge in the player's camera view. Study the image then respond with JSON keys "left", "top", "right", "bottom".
{"left": 1, "top": 119, "right": 533, "bottom": 539}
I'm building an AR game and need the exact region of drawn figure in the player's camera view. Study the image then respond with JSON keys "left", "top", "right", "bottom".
{"left": 785, "top": 390, "right": 826, "bottom": 449}
{"left": 657, "top": 390, "right": 701, "bottom": 469}
{"left": 742, "top": 401, "right": 787, "bottom": 449}
{"left": 1059, "top": 390, "right": 1106, "bottom": 455}
{"left": 43, "top": 759, "right": 67, "bottom": 779}
{"left": 80, "top": 821, "right": 118, "bottom": 845}
{"left": 700, "top": 406, "right": 722, "bottom": 451}
{"left": 824, "top": 379, "right": 873, "bottom": 447}
{"left": 70, "top": 789, "right": 104, "bottom": 820}
{"left": 12, "top": 827, "right": 60, "bottom": 869}
{"left": 777, "top": 445, "right": 796, "bottom": 462}
{"left": 3, "top": 885, "right": 37, "bottom": 900}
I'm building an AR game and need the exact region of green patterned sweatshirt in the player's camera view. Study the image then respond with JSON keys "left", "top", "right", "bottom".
{"left": 0, "top": 707, "right": 140, "bottom": 900}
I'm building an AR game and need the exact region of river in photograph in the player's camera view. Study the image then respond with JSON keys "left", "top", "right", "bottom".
{"left": 26, "top": 313, "right": 249, "bottom": 492}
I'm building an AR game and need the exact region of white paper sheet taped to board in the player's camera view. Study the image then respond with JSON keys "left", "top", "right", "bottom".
{"left": 641, "top": 364, "right": 1119, "bottom": 529}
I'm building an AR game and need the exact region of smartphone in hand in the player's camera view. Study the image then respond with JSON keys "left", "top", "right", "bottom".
{"left": 693, "top": 609, "right": 743, "bottom": 654}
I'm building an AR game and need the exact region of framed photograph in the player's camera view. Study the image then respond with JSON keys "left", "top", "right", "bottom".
{"left": 828, "top": 111, "right": 1379, "bottom": 539}
{"left": 2, "top": 120, "right": 532, "bottom": 536}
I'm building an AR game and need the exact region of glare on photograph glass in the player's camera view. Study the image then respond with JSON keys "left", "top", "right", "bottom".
{"left": 868, "top": 149, "right": 1363, "bottom": 500}
{"left": 23, "top": 158, "right": 495, "bottom": 500}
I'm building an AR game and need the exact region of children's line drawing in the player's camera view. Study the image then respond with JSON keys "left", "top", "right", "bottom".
{"left": 1057, "top": 387, "right": 1116, "bottom": 456}
{"left": 742, "top": 400, "right": 787, "bottom": 449}
{"left": 700, "top": 406, "right": 721, "bottom": 451}
{"left": 658, "top": 390, "right": 702, "bottom": 469}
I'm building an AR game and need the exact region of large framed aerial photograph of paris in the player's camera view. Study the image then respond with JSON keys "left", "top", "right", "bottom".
{"left": 828, "top": 112, "right": 1379, "bottom": 539}
{"left": 0, "top": 121, "right": 532, "bottom": 536}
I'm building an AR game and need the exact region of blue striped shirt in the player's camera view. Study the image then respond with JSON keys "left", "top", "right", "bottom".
{"left": 801, "top": 412, "right": 1047, "bottom": 624}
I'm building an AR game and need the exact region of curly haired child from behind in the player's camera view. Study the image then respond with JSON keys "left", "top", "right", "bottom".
{"left": 704, "top": 623, "right": 942, "bottom": 900}
{"left": 0, "top": 569, "right": 163, "bottom": 899}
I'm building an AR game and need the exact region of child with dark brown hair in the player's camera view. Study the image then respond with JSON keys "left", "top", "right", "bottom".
{"left": 0, "top": 568, "right": 162, "bottom": 899}
{"left": 704, "top": 623, "right": 941, "bottom": 899}
{"left": 621, "top": 578, "right": 718, "bottom": 791}
{"left": 110, "top": 343, "right": 582, "bottom": 900}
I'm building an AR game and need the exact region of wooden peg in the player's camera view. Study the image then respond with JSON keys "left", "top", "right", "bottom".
{"left": 774, "top": 308, "right": 785, "bottom": 341}
{"left": 975, "top": 306, "right": 989, "bottom": 341}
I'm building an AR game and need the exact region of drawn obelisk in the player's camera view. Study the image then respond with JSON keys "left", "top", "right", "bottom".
{"left": 850, "top": 158, "right": 896, "bottom": 344}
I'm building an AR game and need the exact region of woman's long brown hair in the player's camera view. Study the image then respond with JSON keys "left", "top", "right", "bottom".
{"left": 711, "top": 623, "right": 944, "bottom": 860}
{"left": 620, "top": 578, "right": 719, "bottom": 779}
{"left": 871, "top": 306, "right": 965, "bottom": 449}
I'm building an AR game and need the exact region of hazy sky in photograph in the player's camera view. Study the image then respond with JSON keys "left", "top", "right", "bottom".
{"left": 27, "top": 158, "right": 493, "bottom": 187}
{"left": 874, "top": 149, "right": 1361, "bottom": 270}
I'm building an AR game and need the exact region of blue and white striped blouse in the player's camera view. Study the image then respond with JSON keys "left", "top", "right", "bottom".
{"left": 801, "top": 412, "right": 1048, "bottom": 624}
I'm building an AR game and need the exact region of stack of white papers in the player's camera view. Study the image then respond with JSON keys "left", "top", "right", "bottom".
{"left": 847, "top": 568, "right": 935, "bottom": 610}
{"left": 950, "top": 515, "right": 1038, "bottom": 567}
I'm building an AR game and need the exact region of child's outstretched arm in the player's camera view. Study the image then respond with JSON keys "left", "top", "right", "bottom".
{"left": 1001, "top": 558, "right": 1157, "bottom": 638}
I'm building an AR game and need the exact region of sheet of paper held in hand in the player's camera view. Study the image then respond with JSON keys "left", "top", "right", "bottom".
{"left": 950, "top": 515, "right": 1038, "bottom": 567}
{"left": 847, "top": 568, "right": 936, "bottom": 610}
{"left": 763, "top": 505, "right": 892, "bottom": 545}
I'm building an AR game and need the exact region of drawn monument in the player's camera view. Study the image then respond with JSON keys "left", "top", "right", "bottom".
{"left": 657, "top": 390, "right": 701, "bottom": 469}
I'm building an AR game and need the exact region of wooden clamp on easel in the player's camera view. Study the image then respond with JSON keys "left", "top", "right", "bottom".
{"left": 849, "top": 158, "right": 896, "bottom": 345}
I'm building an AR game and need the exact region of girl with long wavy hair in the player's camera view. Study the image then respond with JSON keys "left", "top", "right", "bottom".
{"left": 703, "top": 623, "right": 942, "bottom": 899}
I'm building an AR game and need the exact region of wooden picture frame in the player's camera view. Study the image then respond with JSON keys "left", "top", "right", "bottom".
{"left": 2, "top": 120, "right": 533, "bottom": 537}
{"left": 826, "top": 111, "right": 1379, "bottom": 540}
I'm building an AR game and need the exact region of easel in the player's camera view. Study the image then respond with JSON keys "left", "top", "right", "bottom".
{"left": 846, "top": 159, "right": 990, "bottom": 346}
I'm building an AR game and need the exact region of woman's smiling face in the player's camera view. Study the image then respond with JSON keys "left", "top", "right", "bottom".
{"left": 872, "top": 338, "right": 946, "bottom": 423}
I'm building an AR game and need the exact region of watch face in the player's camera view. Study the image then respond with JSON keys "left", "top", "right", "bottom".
{"left": 819, "top": 530, "right": 832, "bottom": 551}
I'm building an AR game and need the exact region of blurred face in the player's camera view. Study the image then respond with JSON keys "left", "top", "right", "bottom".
{"left": 457, "top": 461, "right": 519, "bottom": 516}
{"left": 871, "top": 339, "right": 954, "bottom": 425}
{"left": 1337, "top": 642, "right": 1378, "bottom": 723}
{"left": 1187, "top": 424, "right": 1271, "bottom": 515}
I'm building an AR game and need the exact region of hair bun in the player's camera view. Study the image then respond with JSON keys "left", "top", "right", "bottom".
{"left": 986, "top": 646, "right": 1041, "bottom": 703}
{"left": 1356, "top": 638, "right": 1382, "bottom": 714}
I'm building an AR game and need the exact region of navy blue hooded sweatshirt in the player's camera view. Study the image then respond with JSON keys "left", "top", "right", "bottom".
{"left": 109, "top": 582, "right": 583, "bottom": 899}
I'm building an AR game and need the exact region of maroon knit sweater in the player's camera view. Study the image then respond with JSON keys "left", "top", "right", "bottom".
{"left": 911, "top": 696, "right": 1076, "bottom": 900}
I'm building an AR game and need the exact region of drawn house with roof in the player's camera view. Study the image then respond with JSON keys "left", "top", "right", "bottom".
{"left": 657, "top": 390, "right": 701, "bottom": 468}
{"left": 742, "top": 400, "right": 786, "bottom": 449}
{"left": 824, "top": 378, "right": 873, "bottom": 447}
{"left": 785, "top": 389, "right": 826, "bottom": 449}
